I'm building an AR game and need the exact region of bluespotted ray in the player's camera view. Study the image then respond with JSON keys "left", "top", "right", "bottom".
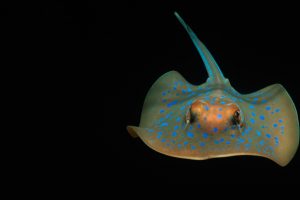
{"left": 127, "top": 12, "right": 299, "bottom": 166}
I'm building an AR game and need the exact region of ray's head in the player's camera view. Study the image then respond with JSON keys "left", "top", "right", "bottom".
{"left": 187, "top": 97, "right": 244, "bottom": 134}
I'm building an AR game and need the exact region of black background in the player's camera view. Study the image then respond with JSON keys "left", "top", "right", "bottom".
{"left": 39, "top": 1, "right": 300, "bottom": 184}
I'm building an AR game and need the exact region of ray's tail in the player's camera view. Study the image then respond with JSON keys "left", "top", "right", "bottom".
{"left": 174, "top": 12, "right": 228, "bottom": 85}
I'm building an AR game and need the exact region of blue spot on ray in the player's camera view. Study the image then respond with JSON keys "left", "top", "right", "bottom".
{"left": 250, "top": 118, "right": 255, "bottom": 124}
{"left": 167, "top": 100, "right": 178, "bottom": 107}
{"left": 187, "top": 100, "right": 193, "bottom": 106}
{"left": 160, "top": 109, "right": 164, "bottom": 113}
{"left": 245, "top": 127, "right": 252, "bottom": 134}
{"left": 259, "top": 140, "right": 265, "bottom": 146}
{"left": 187, "top": 92, "right": 196, "bottom": 97}
{"left": 237, "top": 138, "right": 245, "bottom": 143}
{"left": 199, "top": 142, "right": 205, "bottom": 147}
{"left": 273, "top": 123, "right": 278, "bottom": 128}
{"left": 245, "top": 143, "right": 250, "bottom": 150}
{"left": 157, "top": 132, "right": 162, "bottom": 139}
{"left": 274, "top": 137, "right": 279, "bottom": 145}
{"left": 197, "top": 123, "right": 201, "bottom": 128}
{"left": 261, "top": 99, "right": 267, "bottom": 103}
{"left": 161, "top": 122, "right": 168, "bottom": 127}
{"left": 266, "top": 133, "right": 271, "bottom": 138}
{"left": 191, "top": 145, "right": 196, "bottom": 150}
{"left": 259, "top": 115, "right": 265, "bottom": 120}
{"left": 249, "top": 105, "right": 255, "bottom": 109}
{"left": 165, "top": 113, "right": 172, "bottom": 119}
{"left": 256, "top": 130, "right": 261, "bottom": 136}
{"left": 158, "top": 118, "right": 164, "bottom": 123}
{"left": 213, "top": 127, "right": 218, "bottom": 132}
{"left": 275, "top": 108, "right": 280, "bottom": 112}
{"left": 187, "top": 132, "right": 194, "bottom": 138}
{"left": 217, "top": 114, "right": 222, "bottom": 119}
{"left": 279, "top": 119, "right": 283, "bottom": 123}
{"left": 174, "top": 125, "right": 179, "bottom": 130}
{"left": 204, "top": 105, "right": 209, "bottom": 111}
{"left": 172, "top": 132, "right": 177, "bottom": 137}
{"left": 266, "top": 106, "right": 271, "bottom": 111}
{"left": 251, "top": 112, "right": 256, "bottom": 117}
{"left": 202, "top": 133, "right": 208, "bottom": 139}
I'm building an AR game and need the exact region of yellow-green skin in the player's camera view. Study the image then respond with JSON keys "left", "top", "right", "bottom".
{"left": 127, "top": 12, "right": 299, "bottom": 166}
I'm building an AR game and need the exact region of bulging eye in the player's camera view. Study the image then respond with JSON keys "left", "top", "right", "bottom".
{"left": 232, "top": 110, "right": 241, "bottom": 125}
{"left": 186, "top": 107, "right": 196, "bottom": 124}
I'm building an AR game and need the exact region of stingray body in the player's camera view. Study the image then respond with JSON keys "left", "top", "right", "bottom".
{"left": 127, "top": 12, "right": 299, "bottom": 166}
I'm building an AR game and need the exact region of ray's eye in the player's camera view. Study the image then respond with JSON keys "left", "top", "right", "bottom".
{"left": 232, "top": 110, "right": 241, "bottom": 126}
{"left": 186, "top": 107, "right": 196, "bottom": 125}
